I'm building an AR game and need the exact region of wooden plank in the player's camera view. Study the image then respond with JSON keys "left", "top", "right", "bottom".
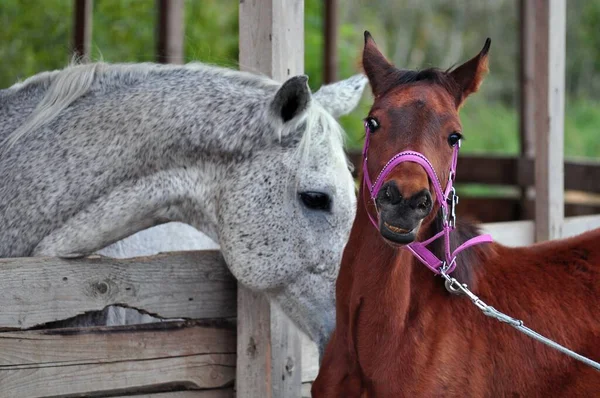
{"left": 302, "top": 382, "right": 312, "bottom": 398}
{"left": 238, "top": 1, "right": 304, "bottom": 397}
{"left": 480, "top": 214, "right": 600, "bottom": 247}
{"left": 323, "top": 0, "right": 338, "bottom": 83}
{"left": 73, "top": 0, "right": 93, "bottom": 60}
{"left": 156, "top": 0, "right": 184, "bottom": 64}
{"left": 235, "top": 289, "right": 271, "bottom": 397}
{"left": 563, "top": 214, "right": 600, "bottom": 238}
{"left": 0, "top": 320, "right": 234, "bottom": 367}
{"left": 0, "top": 321, "right": 234, "bottom": 397}
{"left": 518, "top": 0, "right": 536, "bottom": 219}
{"left": 300, "top": 331, "right": 319, "bottom": 382}
{"left": 0, "top": 352, "right": 234, "bottom": 398}
{"left": 533, "top": 0, "right": 566, "bottom": 241}
{"left": 480, "top": 220, "right": 534, "bottom": 247}
{"left": 113, "top": 391, "right": 234, "bottom": 398}
{"left": 519, "top": 0, "right": 536, "bottom": 159}
{"left": 458, "top": 196, "right": 600, "bottom": 224}
{"left": 0, "top": 251, "right": 236, "bottom": 329}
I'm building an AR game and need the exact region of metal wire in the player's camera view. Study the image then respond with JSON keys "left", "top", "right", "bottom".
{"left": 440, "top": 270, "right": 600, "bottom": 372}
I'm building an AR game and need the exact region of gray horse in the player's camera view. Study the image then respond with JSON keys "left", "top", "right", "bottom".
{"left": 0, "top": 61, "right": 367, "bottom": 355}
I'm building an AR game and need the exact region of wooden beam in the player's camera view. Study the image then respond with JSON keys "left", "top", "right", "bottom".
{"left": 519, "top": 0, "right": 536, "bottom": 159}
{"left": 0, "top": 321, "right": 235, "bottom": 397}
{"left": 73, "top": 0, "right": 93, "bottom": 61}
{"left": 480, "top": 214, "right": 600, "bottom": 247}
{"left": 533, "top": 0, "right": 566, "bottom": 241}
{"left": 518, "top": 0, "right": 536, "bottom": 219}
{"left": 0, "top": 320, "right": 234, "bottom": 367}
{"left": 113, "top": 391, "right": 234, "bottom": 398}
{"left": 457, "top": 196, "right": 600, "bottom": 224}
{"left": 0, "top": 251, "right": 236, "bottom": 329}
{"left": 156, "top": 0, "right": 184, "bottom": 64}
{"left": 238, "top": 1, "right": 304, "bottom": 397}
{"left": 323, "top": 0, "right": 338, "bottom": 84}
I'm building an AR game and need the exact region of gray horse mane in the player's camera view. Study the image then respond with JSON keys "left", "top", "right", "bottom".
{"left": 2, "top": 61, "right": 346, "bottom": 168}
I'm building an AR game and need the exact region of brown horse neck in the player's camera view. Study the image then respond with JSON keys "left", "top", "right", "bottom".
{"left": 351, "top": 187, "right": 494, "bottom": 298}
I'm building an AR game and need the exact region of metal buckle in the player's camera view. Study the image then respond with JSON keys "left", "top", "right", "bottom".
{"left": 441, "top": 261, "right": 463, "bottom": 295}
{"left": 446, "top": 187, "right": 459, "bottom": 228}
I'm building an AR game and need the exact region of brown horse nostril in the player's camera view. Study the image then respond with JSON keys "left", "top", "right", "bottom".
{"left": 417, "top": 196, "right": 430, "bottom": 210}
{"left": 411, "top": 190, "right": 432, "bottom": 215}
{"left": 384, "top": 183, "right": 402, "bottom": 204}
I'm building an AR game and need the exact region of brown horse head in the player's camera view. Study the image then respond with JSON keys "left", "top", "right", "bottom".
{"left": 361, "top": 31, "right": 490, "bottom": 245}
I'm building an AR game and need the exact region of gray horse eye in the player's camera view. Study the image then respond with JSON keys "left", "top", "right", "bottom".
{"left": 299, "top": 191, "right": 332, "bottom": 212}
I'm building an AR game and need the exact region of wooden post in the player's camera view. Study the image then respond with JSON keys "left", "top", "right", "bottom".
{"left": 518, "top": 0, "right": 536, "bottom": 220}
{"left": 73, "top": 0, "right": 93, "bottom": 61}
{"left": 323, "top": 0, "right": 338, "bottom": 84}
{"left": 533, "top": 0, "right": 566, "bottom": 241}
{"left": 237, "top": 1, "right": 304, "bottom": 397}
{"left": 156, "top": 0, "right": 184, "bottom": 64}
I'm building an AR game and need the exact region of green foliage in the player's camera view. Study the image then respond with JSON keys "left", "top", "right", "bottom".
{"left": 1, "top": 0, "right": 599, "bottom": 160}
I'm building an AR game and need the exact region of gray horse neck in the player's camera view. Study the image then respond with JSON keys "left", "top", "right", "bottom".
{"left": 0, "top": 64, "right": 276, "bottom": 257}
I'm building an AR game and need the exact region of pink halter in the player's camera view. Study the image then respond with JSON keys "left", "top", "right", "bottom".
{"left": 362, "top": 121, "right": 493, "bottom": 274}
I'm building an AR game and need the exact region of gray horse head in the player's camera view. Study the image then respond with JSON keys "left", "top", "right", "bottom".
{"left": 0, "top": 62, "right": 367, "bottom": 354}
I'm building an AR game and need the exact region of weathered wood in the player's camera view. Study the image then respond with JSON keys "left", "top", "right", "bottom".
{"left": 0, "top": 251, "right": 236, "bottom": 329}
{"left": 156, "top": 0, "right": 185, "bottom": 64}
{"left": 235, "top": 288, "right": 271, "bottom": 397}
{"left": 323, "top": 0, "right": 338, "bottom": 83}
{"left": 113, "top": 391, "right": 234, "bottom": 398}
{"left": 73, "top": 0, "right": 93, "bottom": 60}
{"left": 0, "top": 353, "right": 234, "bottom": 398}
{"left": 519, "top": 0, "right": 536, "bottom": 159}
{"left": 518, "top": 0, "right": 536, "bottom": 219}
{"left": 0, "top": 321, "right": 235, "bottom": 397}
{"left": 0, "top": 320, "right": 234, "bottom": 368}
{"left": 300, "top": 331, "right": 319, "bottom": 382}
{"left": 302, "top": 382, "right": 313, "bottom": 398}
{"left": 238, "top": 1, "right": 304, "bottom": 396}
{"left": 533, "top": 0, "right": 566, "bottom": 241}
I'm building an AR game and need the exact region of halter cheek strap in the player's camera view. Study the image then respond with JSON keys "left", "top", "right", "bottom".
{"left": 362, "top": 122, "right": 493, "bottom": 274}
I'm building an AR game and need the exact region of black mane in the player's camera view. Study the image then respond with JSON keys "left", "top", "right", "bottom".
{"left": 384, "top": 67, "right": 459, "bottom": 98}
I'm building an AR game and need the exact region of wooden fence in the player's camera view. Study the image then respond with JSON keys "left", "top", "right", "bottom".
{"left": 0, "top": 251, "right": 319, "bottom": 397}
{"left": 3, "top": 212, "right": 600, "bottom": 397}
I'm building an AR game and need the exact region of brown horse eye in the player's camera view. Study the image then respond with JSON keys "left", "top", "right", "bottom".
{"left": 366, "top": 117, "right": 380, "bottom": 133}
{"left": 448, "top": 132, "right": 462, "bottom": 147}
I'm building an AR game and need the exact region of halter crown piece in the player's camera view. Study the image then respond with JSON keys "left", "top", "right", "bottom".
{"left": 362, "top": 121, "right": 493, "bottom": 275}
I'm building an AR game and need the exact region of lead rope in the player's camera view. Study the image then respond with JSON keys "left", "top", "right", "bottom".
{"left": 440, "top": 267, "right": 600, "bottom": 371}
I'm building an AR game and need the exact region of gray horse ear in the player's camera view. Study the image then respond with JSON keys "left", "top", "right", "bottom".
{"left": 271, "top": 75, "right": 312, "bottom": 123}
{"left": 313, "top": 74, "right": 368, "bottom": 118}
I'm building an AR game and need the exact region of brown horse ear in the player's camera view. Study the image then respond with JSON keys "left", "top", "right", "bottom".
{"left": 362, "top": 31, "right": 400, "bottom": 97}
{"left": 449, "top": 38, "right": 491, "bottom": 107}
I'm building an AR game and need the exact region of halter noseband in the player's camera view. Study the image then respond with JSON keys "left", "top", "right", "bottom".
{"left": 362, "top": 121, "right": 493, "bottom": 274}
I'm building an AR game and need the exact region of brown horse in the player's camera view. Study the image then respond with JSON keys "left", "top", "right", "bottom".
{"left": 312, "top": 32, "right": 600, "bottom": 397}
